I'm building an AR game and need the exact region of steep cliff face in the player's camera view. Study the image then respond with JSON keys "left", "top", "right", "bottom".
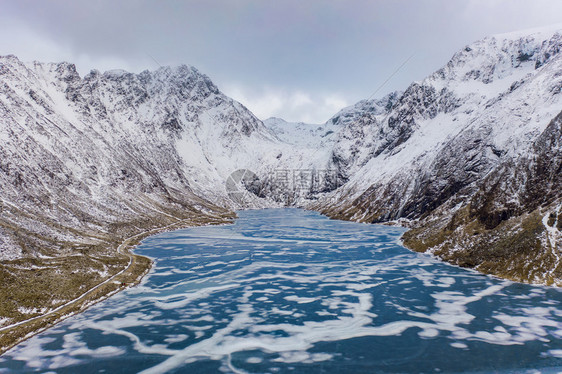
{"left": 403, "top": 111, "right": 562, "bottom": 284}
{"left": 315, "top": 26, "right": 562, "bottom": 283}
{"left": 327, "top": 92, "right": 402, "bottom": 182}
{"left": 469, "top": 110, "right": 562, "bottom": 229}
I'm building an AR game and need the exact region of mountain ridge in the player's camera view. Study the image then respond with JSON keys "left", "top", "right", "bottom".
{"left": 315, "top": 25, "right": 562, "bottom": 284}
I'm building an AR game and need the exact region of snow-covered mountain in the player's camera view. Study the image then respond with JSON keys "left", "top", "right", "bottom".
{"left": 0, "top": 57, "right": 259, "bottom": 260}
{"left": 0, "top": 55, "right": 339, "bottom": 262}
{"left": 315, "top": 24, "right": 562, "bottom": 284}
{"left": 326, "top": 91, "right": 402, "bottom": 181}
{"left": 263, "top": 117, "right": 340, "bottom": 148}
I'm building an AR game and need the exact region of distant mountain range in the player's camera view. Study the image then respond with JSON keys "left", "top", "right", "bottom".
{"left": 0, "top": 25, "right": 561, "bottom": 330}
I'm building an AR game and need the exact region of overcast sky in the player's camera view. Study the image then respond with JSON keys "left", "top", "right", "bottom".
{"left": 1, "top": 0, "right": 561, "bottom": 123}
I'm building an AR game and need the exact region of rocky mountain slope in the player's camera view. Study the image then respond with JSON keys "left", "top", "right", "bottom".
{"left": 315, "top": 25, "right": 562, "bottom": 284}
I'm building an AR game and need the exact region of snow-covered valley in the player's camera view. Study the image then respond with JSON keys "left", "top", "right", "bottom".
{"left": 0, "top": 24, "right": 561, "bottom": 347}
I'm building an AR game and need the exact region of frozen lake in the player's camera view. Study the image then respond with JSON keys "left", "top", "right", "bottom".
{"left": 2, "top": 209, "right": 562, "bottom": 373}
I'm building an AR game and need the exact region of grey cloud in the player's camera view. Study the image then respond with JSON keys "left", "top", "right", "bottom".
{"left": 1, "top": 0, "right": 561, "bottom": 122}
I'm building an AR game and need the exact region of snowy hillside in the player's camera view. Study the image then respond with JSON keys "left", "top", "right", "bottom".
{"left": 318, "top": 25, "right": 562, "bottom": 219}
{"left": 0, "top": 56, "right": 343, "bottom": 263}
{"left": 263, "top": 117, "right": 340, "bottom": 148}
{"left": 315, "top": 24, "right": 562, "bottom": 284}
{"left": 0, "top": 57, "right": 260, "bottom": 260}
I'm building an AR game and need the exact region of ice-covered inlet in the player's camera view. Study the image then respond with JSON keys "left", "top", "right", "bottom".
{"left": 2, "top": 209, "right": 562, "bottom": 373}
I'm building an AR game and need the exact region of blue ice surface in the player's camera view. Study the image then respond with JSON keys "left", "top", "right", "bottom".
{"left": 2, "top": 208, "right": 562, "bottom": 373}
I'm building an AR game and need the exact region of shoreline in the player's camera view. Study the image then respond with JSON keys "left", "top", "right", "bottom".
{"left": 313, "top": 205, "right": 562, "bottom": 287}
{"left": 0, "top": 216, "right": 233, "bottom": 356}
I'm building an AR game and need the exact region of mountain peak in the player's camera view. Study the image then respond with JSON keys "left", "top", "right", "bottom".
{"left": 102, "top": 68, "right": 130, "bottom": 77}
{"left": 490, "top": 23, "right": 562, "bottom": 42}
{"left": 430, "top": 24, "right": 562, "bottom": 86}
